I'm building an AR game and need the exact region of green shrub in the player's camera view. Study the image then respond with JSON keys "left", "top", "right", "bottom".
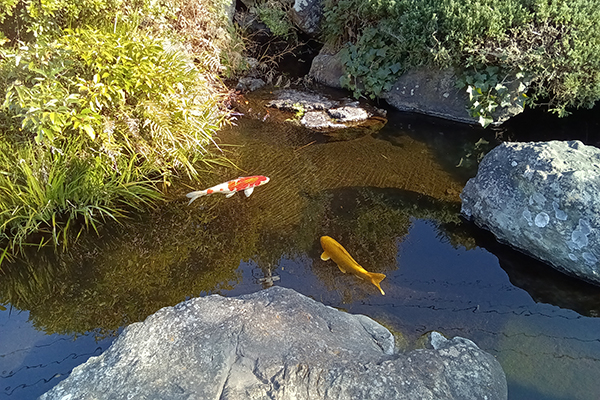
{"left": 322, "top": 0, "right": 600, "bottom": 121}
{"left": 1, "top": 27, "right": 225, "bottom": 177}
{"left": 0, "top": 0, "right": 232, "bottom": 259}
{"left": 252, "top": 0, "right": 295, "bottom": 38}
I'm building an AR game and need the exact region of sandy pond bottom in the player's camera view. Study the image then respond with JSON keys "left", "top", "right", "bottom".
{"left": 1, "top": 107, "right": 600, "bottom": 400}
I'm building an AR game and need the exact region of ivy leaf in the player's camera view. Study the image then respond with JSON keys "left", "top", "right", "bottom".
{"left": 479, "top": 115, "right": 493, "bottom": 128}
{"left": 466, "top": 86, "right": 475, "bottom": 100}
{"left": 389, "top": 63, "right": 401, "bottom": 74}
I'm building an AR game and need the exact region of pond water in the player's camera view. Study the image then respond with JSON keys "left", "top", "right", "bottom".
{"left": 1, "top": 91, "right": 600, "bottom": 400}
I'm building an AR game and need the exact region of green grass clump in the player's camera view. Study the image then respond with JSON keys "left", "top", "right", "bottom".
{"left": 322, "top": 0, "right": 600, "bottom": 120}
{"left": 0, "top": 139, "right": 160, "bottom": 260}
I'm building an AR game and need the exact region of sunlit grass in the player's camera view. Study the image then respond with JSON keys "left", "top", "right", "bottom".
{"left": 0, "top": 139, "right": 161, "bottom": 260}
{"left": 0, "top": 3, "right": 236, "bottom": 262}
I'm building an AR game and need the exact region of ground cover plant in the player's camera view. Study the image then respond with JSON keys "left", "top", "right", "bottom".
{"left": 0, "top": 0, "right": 234, "bottom": 262}
{"left": 322, "top": 0, "right": 600, "bottom": 124}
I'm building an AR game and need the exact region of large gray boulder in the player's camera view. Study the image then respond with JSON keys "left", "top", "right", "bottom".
{"left": 461, "top": 140, "right": 600, "bottom": 285}
{"left": 40, "top": 287, "right": 507, "bottom": 400}
{"left": 381, "top": 67, "right": 525, "bottom": 125}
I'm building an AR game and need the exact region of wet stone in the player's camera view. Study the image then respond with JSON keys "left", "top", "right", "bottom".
{"left": 328, "top": 106, "right": 369, "bottom": 122}
{"left": 266, "top": 89, "right": 338, "bottom": 111}
{"left": 461, "top": 140, "right": 600, "bottom": 285}
{"left": 301, "top": 111, "right": 346, "bottom": 129}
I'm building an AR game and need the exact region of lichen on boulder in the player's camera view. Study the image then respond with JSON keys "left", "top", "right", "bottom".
{"left": 461, "top": 140, "right": 600, "bottom": 285}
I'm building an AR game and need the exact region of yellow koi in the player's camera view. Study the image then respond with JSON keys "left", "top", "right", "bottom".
{"left": 320, "top": 236, "right": 386, "bottom": 295}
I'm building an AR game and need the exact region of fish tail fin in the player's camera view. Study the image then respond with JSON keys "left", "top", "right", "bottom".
{"left": 186, "top": 190, "right": 207, "bottom": 205}
{"left": 369, "top": 272, "right": 386, "bottom": 295}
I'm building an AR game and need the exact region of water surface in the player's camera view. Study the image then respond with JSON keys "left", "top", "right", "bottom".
{"left": 1, "top": 98, "right": 600, "bottom": 399}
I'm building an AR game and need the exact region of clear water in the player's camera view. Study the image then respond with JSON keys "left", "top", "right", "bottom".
{"left": 1, "top": 99, "right": 600, "bottom": 400}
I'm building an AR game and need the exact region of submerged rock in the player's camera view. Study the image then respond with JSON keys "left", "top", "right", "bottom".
{"left": 40, "top": 287, "right": 507, "bottom": 400}
{"left": 237, "top": 77, "right": 266, "bottom": 92}
{"left": 266, "top": 89, "right": 386, "bottom": 134}
{"left": 461, "top": 140, "right": 600, "bottom": 285}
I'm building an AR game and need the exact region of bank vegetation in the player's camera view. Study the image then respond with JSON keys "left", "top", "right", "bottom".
{"left": 319, "top": 0, "right": 600, "bottom": 124}
{"left": 0, "top": 0, "right": 240, "bottom": 263}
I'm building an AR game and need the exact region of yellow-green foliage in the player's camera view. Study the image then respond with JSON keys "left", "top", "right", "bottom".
{"left": 0, "top": 0, "right": 232, "bottom": 258}
{"left": 252, "top": 0, "right": 295, "bottom": 38}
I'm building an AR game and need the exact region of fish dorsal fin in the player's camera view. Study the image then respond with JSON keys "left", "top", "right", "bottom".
{"left": 244, "top": 187, "right": 255, "bottom": 197}
{"left": 320, "top": 252, "right": 330, "bottom": 261}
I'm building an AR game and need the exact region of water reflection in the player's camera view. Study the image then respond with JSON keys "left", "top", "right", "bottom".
{"left": 474, "top": 226, "right": 600, "bottom": 318}
{"left": 0, "top": 205, "right": 241, "bottom": 336}
{"left": 0, "top": 104, "right": 475, "bottom": 335}
{"left": 1, "top": 98, "right": 600, "bottom": 399}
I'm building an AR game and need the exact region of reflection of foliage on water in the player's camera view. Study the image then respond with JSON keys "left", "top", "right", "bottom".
{"left": 0, "top": 179, "right": 472, "bottom": 336}
{"left": 455, "top": 138, "right": 494, "bottom": 170}
{"left": 0, "top": 114, "right": 480, "bottom": 335}
{"left": 0, "top": 197, "right": 255, "bottom": 336}
{"left": 311, "top": 187, "right": 470, "bottom": 299}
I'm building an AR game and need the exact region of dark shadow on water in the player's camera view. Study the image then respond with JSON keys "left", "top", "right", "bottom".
{"left": 501, "top": 103, "right": 600, "bottom": 147}
{"left": 465, "top": 220, "right": 600, "bottom": 318}
{"left": 374, "top": 109, "right": 500, "bottom": 185}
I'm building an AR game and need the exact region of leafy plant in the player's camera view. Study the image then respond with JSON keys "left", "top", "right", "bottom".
{"left": 322, "top": 0, "right": 600, "bottom": 123}
{"left": 339, "top": 30, "right": 402, "bottom": 99}
{"left": 0, "top": 0, "right": 234, "bottom": 258}
{"left": 252, "top": 0, "right": 295, "bottom": 39}
{"left": 459, "top": 66, "right": 530, "bottom": 127}
{"left": 2, "top": 26, "right": 227, "bottom": 173}
{"left": 0, "top": 138, "right": 160, "bottom": 256}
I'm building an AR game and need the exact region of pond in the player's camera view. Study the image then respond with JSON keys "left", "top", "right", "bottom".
{"left": 1, "top": 90, "right": 600, "bottom": 400}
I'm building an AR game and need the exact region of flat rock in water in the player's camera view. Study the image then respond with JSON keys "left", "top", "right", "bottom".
{"left": 267, "top": 89, "right": 338, "bottom": 111}
{"left": 328, "top": 106, "right": 369, "bottom": 122}
{"left": 265, "top": 89, "right": 384, "bottom": 133}
{"left": 461, "top": 140, "right": 600, "bottom": 285}
{"left": 39, "top": 287, "right": 507, "bottom": 400}
{"left": 301, "top": 110, "right": 346, "bottom": 129}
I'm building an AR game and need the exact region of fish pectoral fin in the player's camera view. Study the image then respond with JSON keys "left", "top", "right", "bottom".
{"left": 320, "top": 252, "right": 330, "bottom": 261}
{"left": 225, "top": 192, "right": 236, "bottom": 198}
{"left": 244, "top": 187, "right": 254, "bottom": 197}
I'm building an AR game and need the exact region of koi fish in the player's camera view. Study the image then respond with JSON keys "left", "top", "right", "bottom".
{"left": 186, "top": 175, "right": 270, "bottom": 204}
{"left": 320, "top": 236, "right": 386, "bottom": 295}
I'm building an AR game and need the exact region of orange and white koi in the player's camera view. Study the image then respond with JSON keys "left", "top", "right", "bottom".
{"left": 186, "top": 175, "right": 270, "bottom": 204}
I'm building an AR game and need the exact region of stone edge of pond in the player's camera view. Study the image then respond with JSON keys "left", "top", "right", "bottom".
{"left": 39, "top": 286, "right": 507, "bottom": 400}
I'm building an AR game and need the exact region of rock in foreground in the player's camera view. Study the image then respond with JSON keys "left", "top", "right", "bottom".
{"left": 40, "top": 287, "right": 507, "bottom": 400}
{"left": 461, "top": 140, "right": 600, "bottom": 285}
